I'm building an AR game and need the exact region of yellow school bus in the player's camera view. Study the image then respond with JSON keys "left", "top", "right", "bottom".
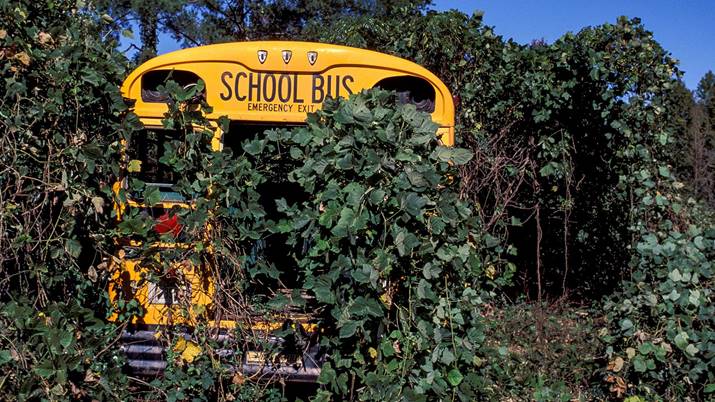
{"left": 110, "top": 41, "right": 454, "bottom": 381}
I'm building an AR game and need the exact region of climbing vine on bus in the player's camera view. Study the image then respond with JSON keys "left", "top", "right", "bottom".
{"left": 118, "top": 84, "right": 509, "bottom": 400}
{"left": 243, "top": 92, "right": 501, "bottom": 401}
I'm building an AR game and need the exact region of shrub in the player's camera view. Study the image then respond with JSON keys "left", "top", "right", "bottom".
{"left": 0, "top": 0, "right": 133, "bottom": 399}
{"left": 126, "top": 87, "right": 508, "bottom": 400}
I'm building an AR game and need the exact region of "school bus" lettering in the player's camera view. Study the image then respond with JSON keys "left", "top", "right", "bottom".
{"left": 219, "top": 72, "right": 354, "bottom": 105}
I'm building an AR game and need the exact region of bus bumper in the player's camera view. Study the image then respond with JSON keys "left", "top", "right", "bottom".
{"left": 120, "top": 326, "right": 323, "bottom": 383}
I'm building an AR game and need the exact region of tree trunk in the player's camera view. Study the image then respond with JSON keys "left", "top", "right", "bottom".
{"left": 137, "top": 8, "right": 158, "bottom": 64}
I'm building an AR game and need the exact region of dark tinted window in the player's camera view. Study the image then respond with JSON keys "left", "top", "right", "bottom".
{"left": 141, "top": 70, "right": 202, "bottom": 103}
{"left": 374, "top": 75, "right": 436, "bottom": 113}
{"left": 129, "top": 128, "right": 180, "bottom": 185}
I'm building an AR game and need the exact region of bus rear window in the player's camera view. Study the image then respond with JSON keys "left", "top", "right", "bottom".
{"left": 141, "top": 70, "right": 202, "bottom": 103}
{"left": 129, "top": 128, "right": 180, "bottom": 185}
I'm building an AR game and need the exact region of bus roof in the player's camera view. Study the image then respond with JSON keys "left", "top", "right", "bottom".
{"left": 121, "top": 41, "right": 454, "bottom": 139}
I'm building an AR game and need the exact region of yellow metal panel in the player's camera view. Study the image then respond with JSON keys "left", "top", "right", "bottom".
{"left": 108, "top": 255, "right": 213, "bottom": 326}
{"left": 121, "top": 41, "right": 454, "bottom": 144}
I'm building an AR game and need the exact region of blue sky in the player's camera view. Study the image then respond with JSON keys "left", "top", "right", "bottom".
{"left": 145, "top": 0, "right": 713, "bottom": 90}
{"left": 432, "top": 0, "right": 714, "bottom": 89}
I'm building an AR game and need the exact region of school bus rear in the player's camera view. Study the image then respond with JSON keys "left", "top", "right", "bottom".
{"left": 109, "top": 41, "right": 454, "bottom": 382}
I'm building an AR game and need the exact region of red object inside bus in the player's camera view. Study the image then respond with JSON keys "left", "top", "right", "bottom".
{"left": 154, "top": 212, "right": 182, "bottom": 237}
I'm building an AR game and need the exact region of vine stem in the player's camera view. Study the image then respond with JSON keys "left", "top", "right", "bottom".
{"left": 535, "top": 204, "right": 542, "bottom": 305}
{"left": 444, "top": 276, "right": 458, "bottom": 402}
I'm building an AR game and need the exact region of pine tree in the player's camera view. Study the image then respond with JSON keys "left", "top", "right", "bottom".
{"left": 692, "top": 72, "right": 715, "bottom": 206}
{"left": 96, "top": 0, "right": 183, "bottom": 63}
{"left": 160, "top": 0, "right": 431, "bottom": 47}
{"left": 665, "top": 79, "right": 695, "bottom": 177}
{"left": 696, "top": 71, "right": 715, "bottom": 130}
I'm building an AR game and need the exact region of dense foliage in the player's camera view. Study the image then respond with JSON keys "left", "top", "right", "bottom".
{"left": 253, "top": 93, "right": 489, "bottom": 401}
{"left": 0, "top": 0, "right": 713, "bottom": 400}
{"left": 0, "top": 0, "right": 133, "bottom": 399}
{"left": 317, "top": 12, "right": 714, "bottom": 399}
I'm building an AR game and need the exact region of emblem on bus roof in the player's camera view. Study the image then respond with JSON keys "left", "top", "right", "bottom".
{"left": 257, "top": 50, "right": 267, "bottom": 64}
{"left": 307, "top": 51, "right": 318, "bottom": 65}
{"left": 281, "top": 50, "right": 292, "bottom": 64}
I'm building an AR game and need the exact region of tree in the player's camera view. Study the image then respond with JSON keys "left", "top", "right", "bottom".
{"left": 97, "top": 0, "right": 431, "bottom": 62}
{"left": 663, "top": 80, "right": 695, "bottom": 179}
{"left": 95, "top": 0, "right": 183, "bottom": 63}
{"left": 0, "top": 0, "right": 136, "bottom": 398}
{"left": 690, "top": 72, "right": 715, "bottom": 205}
{"left": 154, "top": 0, "right": 431, "bottom": 48}
{"left": 696, "top": 71, "right": 715, "bottom": 132}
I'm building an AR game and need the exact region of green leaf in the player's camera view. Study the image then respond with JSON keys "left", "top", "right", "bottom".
{"left": 59, "top": 330, "right": 73, "bottom": 349}
{"left": 693, "top": 236, "right": 705, "bottom": 250}
{"left": 441, "top": 349, "right": 455, "bottom": 365}
{"left": 406, "top": 168, "right": 428, "bottom": 187}
{"left": 674, "top": 331, "right": 689, "bottom": 349}
{"left": 402, "top": 193, "right": 427, "bottom": 216}
{"left": 267, "top": 293, "right": 290, "bottom": 310}
{"left": 539, "top": 162, "right": 557, "bottom": 177}
{"left": 144, "top": 185, "right": 162, "bottom": 206}
{"left": 619, "top": 319, "right": 633, "bottom": 332}
{"left": 311, "top": 277, "right": 335, "bottom": 304}
{"left": 433, "top": 146, "right": 452, "bottom": 162}
{"left": 243, "top": 139, "right": 265, "bottom": 155}
{"left": 432, "top": 146, "right": 472, "bottom": 164}
{"left": 65, "top": 239, "right": 82, "bottom": 258}
{"left": 633, "top": 357, "right": 647, "bottom": 373}
{"left": 127, "top": 159, "right": 142, "bottom": 172}
{"left": 34, "top": 360, "right": 56, "bottom": 378}
{"left": 498, "top": 346, "right": 508, "bottom": 356}
{"left": 688, "top": 289, "right": 701, "bottom": 307}
{"left": 450, "top": 148, "right": 473, "bottom": 165}
{"left": 82, "top": 69, "right": 101, "bottom": 86}
{"left": 289, "top": 146, "right": 304, "bottom": 159}
{"left": 395, "top": 231, "right": 406, "bottom": 256}
{"left": 668, "top": 269, "right": 682, "bottom": 282}
{"left": 349, "top": 297, "right": 383, "bottom": 317}
{"left": 416, "top": 279, "right": 436, "bottom": 300}
{"left": 446, "top": 368, "right": 463, "bottom": 386}
{"left": 339, "top": 321, "right": 359, "bottom": 338}
{"left": 685, "top": 344, "right": 698, "bottom": 356}
{"left": 368, "top": 189, "right": 386, "bottom": 205}
{"left": 658, "top": 132, "right": 668, "bottom": 145}
{"left": 0, "top": 350, "right": 12, "bottom": 365}
{"left": 331, "top": 207, "right": 355, "bottom": 238}
{"left": 658, "top": 165, "right": 671, "bottom": 178}
{"left": 422, "top": 262, "right": 441, "bottom": 279}
{"left": 380, "top": 340, "right": 395, "bottom": 357}
{"left": 317, "top": 363, "right": 336, "bottom": 385}
{"left": 352, "top": 98, "right": 373, "bottom": 122}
